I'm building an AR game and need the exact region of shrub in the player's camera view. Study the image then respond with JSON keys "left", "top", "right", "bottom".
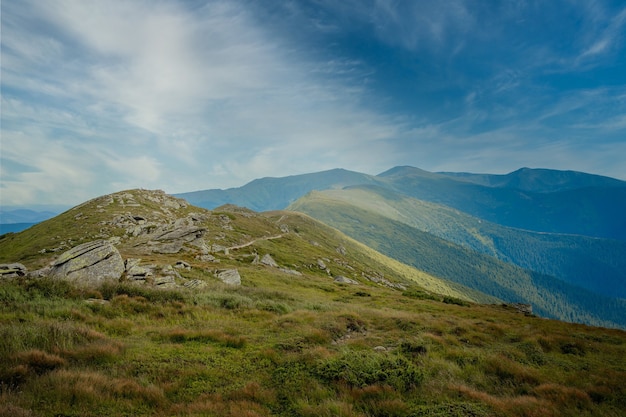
{"left": 316, "top": 349, "right": 423, "bottom": 391}
{"left": 14, "top": 350, "right": 66, "bottom": 375}
{"left": 442, "top": 296, "right": 470, "bottom": 307}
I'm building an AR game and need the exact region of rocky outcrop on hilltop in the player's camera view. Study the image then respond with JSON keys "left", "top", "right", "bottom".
{"left": 0, "top": 189, "right": 413, "bottom": 295}
{"left": 48, "top": 240, "right": 125, "bottom": 287}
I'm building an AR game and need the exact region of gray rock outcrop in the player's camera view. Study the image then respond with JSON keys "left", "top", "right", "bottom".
{"left": 144, "top": 225, "right": 207, "bottom": 254}
{"left": 216, "top": 269, "right": 241, "bottom": 286}
{"left": 333, "top": 275, "right": 359, "bottom": 285}
{"left": 49, "top": 240, "right": 124, "bottom": 287}
{"left": 260, "top": 254, "right": 279, "bottom": 268}
{"left": 0, "top": 263, "right": 27, "bottom": 278}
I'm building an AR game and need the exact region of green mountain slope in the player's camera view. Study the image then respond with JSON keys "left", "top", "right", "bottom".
{"left": 378, "top": 166, "right": 626, "bottom": 241}
{"left": 289, "top": 192, "right": 626, "bottom": 329}
{"left": 2, "top": 190, "right": 626, "bottom": 416}
{"left": 0, "top": 189, "right": 486, "bottom": 303}
{"left": 297, "top": 185, "right": 626, "bottom": 300}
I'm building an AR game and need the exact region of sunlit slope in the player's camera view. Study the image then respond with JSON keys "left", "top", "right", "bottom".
{"left": 289, "top": 191, "right": 626, "bottom": 329}
{"left": 0, "top": 189, "right": 486, "bottom": 303}
{"left": 1, "top": 189, "right": 626, "bottom": 416}
{"left": 294, "top": 185, "right": 626, "bottom": 299}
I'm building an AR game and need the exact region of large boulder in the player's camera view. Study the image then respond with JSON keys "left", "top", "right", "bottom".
{"left": 49, "top": 240, "right": 124, "bottom": 287}
{"left": 141, "top": 225, "right": 207, "bottom": 254}
{"left": 0, "top": 263, "right": 27, "bottom": 278}
{"left": 216, "top": 269, "right": 241, "bottom": 286}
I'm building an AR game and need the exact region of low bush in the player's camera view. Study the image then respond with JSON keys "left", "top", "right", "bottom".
{"left": 315, "top": 349, "right": 424, "bottom": 391}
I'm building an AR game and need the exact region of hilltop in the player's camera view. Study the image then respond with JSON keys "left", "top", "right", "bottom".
{"left": 1, "top": 189, "right": 625, "bottom": 416}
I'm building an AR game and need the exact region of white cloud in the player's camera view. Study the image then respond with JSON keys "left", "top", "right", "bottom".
{"left": 2, "top": 0, "right": 625, "bottom": 207}
{"left": 1, "top": 0, "right": 408, "bottom": 205}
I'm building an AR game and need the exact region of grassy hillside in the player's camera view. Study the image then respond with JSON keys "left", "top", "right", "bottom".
{"left": 289, "top": 192, "right": 626, "bottom": 329}
{"left": 298, "top": 186, "right": 626, "bottom": 299}
{"left": 2, "top": 189, "right": 625, "bottom": 416}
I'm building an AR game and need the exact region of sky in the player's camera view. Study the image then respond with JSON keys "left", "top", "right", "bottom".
{"left": 2, "top": 0, "right": 626, "bottom": 207}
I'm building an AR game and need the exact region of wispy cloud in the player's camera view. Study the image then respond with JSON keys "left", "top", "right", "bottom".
{"left": 1, "top": 0, "right": 625, "bottom": 206}
{"left": 1, "top": 0, "right": 405, "bottom": 205}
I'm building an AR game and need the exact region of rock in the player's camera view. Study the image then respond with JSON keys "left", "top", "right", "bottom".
{"left": 261, "top": 254, "right": 278, "bottom": 268}
{"left": 49, "top": 240, "right": 124, "bottom": 287}
{"left": 317, "top": 259, "right": 327, "bottom": 270}
{"left": 279, "top": 268, "right": 302, "bottom": 276}
{"left": 174, "top": 260, "right": 191, "bottom": 270}
{"left": 362, "top": 272, "right": 407, "bottom": 291}
{"left": 183, "top": 279, "right": 208, "bottom": 290}
{"left": 0, "top": 263, "right": 27, "bottom": 278}
{"left": 211, "top": 244, "right": 228, "bottom": 254}
{"left": 197, "top": 254, "right": 217, "bottom": 262}
{"left": 125, "top": 258, "right": 154, "bottom": 280}
{"left": 333, "top": 275, "right": 359, "bottom": 285}
{"left": 27, "top": 267, "right": 51, "bottom": 279}
{"left": 138, "top": 225, "right": 207, "bottom": 254}
{"left": 336, "top": 245, "right": 347, "bottom": 256}
{"left": 373, "top": 346, "right": 387, "bottom": 352}
{"left": 216, "top": 269, "right": 241, "bottom": 286}
{"left": 510, "top": 303, "right": 533, "bottom": 315}
{"left": 153, "top": 276, "right": 177, "bottom": 288}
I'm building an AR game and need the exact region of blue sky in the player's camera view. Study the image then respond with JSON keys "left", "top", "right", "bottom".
{"left": 2, "top": 0, "right": 626, "bottom": 206}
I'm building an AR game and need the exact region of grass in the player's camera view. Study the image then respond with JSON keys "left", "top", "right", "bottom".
{"left": 0, "top": 190, "right": 625, "bottom": 416}
{"left": 0, "top": 272, "right": 625, "bottom": 417}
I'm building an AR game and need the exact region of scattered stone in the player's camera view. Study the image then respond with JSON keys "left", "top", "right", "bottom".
{"left": 153, "top": 276, "right": 177, "bottom": 288}
{"left": 174, "top": 260, "right": 191, "bottom": 270}
{"left": 261, "top": 254, "right": 279, "bottom": 268}
{"left": 373, "top": 346, "right": 387, "bottom": 352}
{"left": 197, "top": 254, "right": 218, "bottom": 263}
{"left": 510, "top": 303, "right": 533, "bottom": 315}
{"left": 183, "top": 279, "right": 208, "bottom": 290}
{"left": 27, "top": 267, "right": 51, "bottom": 279}
{"left": 362, "top": 271, "right": 407, "bottom": 291}
{"left": 333, "top": 275, "right": 359, "bottom": 285}
{"left": 317, "top": 259, "right": 327, "bottom": 270}
{"left": 211, "top": 244, "right": 228, "bottom": 254}
{"left": 279, "top": 268, "right": 302, "bottom": 276}
{"left": 279, "top": 224, "right": 289, "bottom": 233}
{"left": 49, "top": 240, "right": 124, "bottom": 287}
{"left": 125, "top": 258, "right": 153, "bottom": 280}
{"left": 336, "top": 245, "right": 347, "bottom": 255}
{"left": 216, "top": 269, "right": 241, "bottom": 286}
{"left": 0, "top": 263, "right": 27, "bottom": 278}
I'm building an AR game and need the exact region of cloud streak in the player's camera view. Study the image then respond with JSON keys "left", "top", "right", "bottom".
{"left": 1, "top": 0, "right": 625, "bottom": 206}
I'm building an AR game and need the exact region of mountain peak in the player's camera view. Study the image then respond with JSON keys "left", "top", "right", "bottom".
{"left": 377, "top": 166, "right": 442, "bottom": 179}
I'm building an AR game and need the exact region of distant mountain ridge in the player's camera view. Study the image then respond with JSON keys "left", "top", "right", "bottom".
{"left": 176, "top": 166, "right": 626, "bottom": 241}
{"left": 439, "top": 166, "right": 626, "bottom": 192}
{"left": 176, "top": 168, "right": 383, "bottom": 212}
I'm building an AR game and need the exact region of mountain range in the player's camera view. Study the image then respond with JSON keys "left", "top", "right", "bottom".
{"left": 1, "top": 183, "right": 625, "bottom": 416}
{"left": 177, "top": 166, "right": 626, "bottom": 328}
{"left": 177, "top": 166, "right": 626, "bottom": 241}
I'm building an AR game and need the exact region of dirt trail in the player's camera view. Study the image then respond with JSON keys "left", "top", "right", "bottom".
{"left": 227, "top": 234, "right": 283, "bottom": 251}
